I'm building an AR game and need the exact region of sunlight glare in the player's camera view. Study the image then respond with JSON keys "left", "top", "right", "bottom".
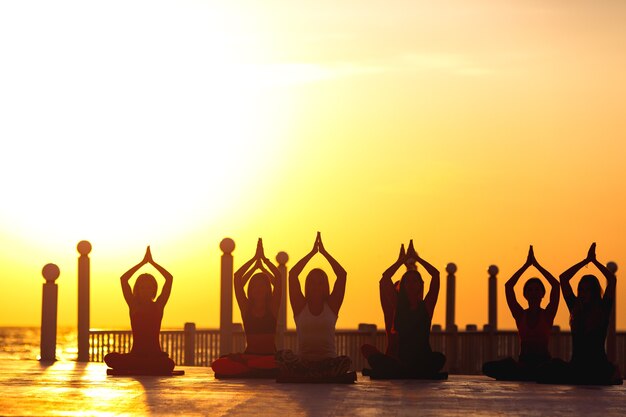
{"left": 0, "top": 1, "right": 287, "bottom": 247}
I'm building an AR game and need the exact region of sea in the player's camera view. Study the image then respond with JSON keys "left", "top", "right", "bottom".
{"left": 0, "top": 327, "right": 78, "bottom": 361}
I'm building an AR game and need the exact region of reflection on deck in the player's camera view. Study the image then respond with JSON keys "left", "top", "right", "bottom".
{"left": 1, "top": 359, "right": 624, "bottom": 416}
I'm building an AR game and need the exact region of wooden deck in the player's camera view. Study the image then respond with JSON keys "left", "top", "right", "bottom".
{"left": 1, "top": 359, "right": 625, "bottom": 416}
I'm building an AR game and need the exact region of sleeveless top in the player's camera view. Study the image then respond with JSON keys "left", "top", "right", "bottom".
{"left": 295, "top": 303, "right": 337, "bottom": 361}
{"left": 242, "top": 308, "right": 277, "bottom": 354}
{"left": 243, "top": 308, "right": 277, "bottom": 335}
{"left": 516, "top": 309, "right": 552, "bottom": 362}
{"left": 130, "top": 303, "right": 164, "bottom": 356}
{"left": 395, "top": 300, "right": 432, "bottom": 366}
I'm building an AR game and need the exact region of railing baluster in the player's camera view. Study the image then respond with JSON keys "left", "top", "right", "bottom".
{"left": 86, "top": 328, "right": 626, "bottom": 374}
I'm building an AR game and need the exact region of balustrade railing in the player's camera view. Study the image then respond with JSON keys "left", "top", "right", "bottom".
{"left": 44, "top": 240, "right": 621, "bottom": 371}
{"left": 89, "top": 327, "right": 626, "bottom": 375}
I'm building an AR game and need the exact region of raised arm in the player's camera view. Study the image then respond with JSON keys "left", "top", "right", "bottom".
{"left": 412, "top": 245, "right": 440, "bottom": 318}
{"left": 233, "top": 239, "right": 266, "bottom": 312}
{"left": 559, "top": 244, "right": 594, "bottom": 310}
{"left": 261, "top": 257, "right": 282, "bottom": 294}
{"left": 289, "top": 235, "right": 318, "bottom": 316}
{"left": 258, "top": 240, "right": 283, "bottom": 316}
{"left": 505, "top": 246, "right": 533, "bottom": 320}
{"left": 258, "top": 259, "right": 282, "bottom": 316}
{"left": 532, "top": 249, "right": 560, "bottom": 320}
{"left": 405, "top": 240, "right": 418, "bottom": 271}
{"left": 318, "top": 233, "right": 347, "bottom": 315}
{"left": 151, "top": 250, "right": 174, "bottom": 308}
{"left": 120, "top": 247, "right": 150, "bottom": 307}
{"left": 588, "top": 243, "right": 616, "bottom": 301}
{"left": 234, "top": 249, "right": 260, "bottom": 315}
{"left": 380, "top": 245, "right": 406, "bottom": 330}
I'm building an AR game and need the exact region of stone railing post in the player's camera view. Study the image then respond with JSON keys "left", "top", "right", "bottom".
{"left": 358, "top": 323, "right": 378, "bottom": 348}
{"left": 607, "top": 261, "right": 617, "bottom": 363}
{"left": 184, "top": 322, "right": 196, "bottom": 366}
{"left": 40, "top": 264, "right": 60, "bottom": 362}
{"left": 219, "top": 238, "right": 235, "bottom": 357}
{"left": 77, "top": 240, "right": 91, "bottom": 362}
{"left": 276, "top": 251, "right": 289, "bottom": 349}
{"left": 486, "top": 265, "right": 498, "bottom": 332}
{"left": 445, "top": 263, "right": 457, "bottom": 332}
{"left": 445, "top": 262, "right": 458, "bottom": 373}
{"left": 483, "top": 265, "right": 498, "bottom": 362}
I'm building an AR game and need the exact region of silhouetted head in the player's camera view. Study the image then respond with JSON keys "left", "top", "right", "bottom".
{"left": 400, "top": 270, "right": 424, "bottom": 302}
{"left": 134, "top": 273, "right": 158, "bottom": 302}
{"left": 304, "top": 268, "right": 330, "bottom": 303}
{"left": 577, "top": 275, "right": 603, "bottom": 305}
{"left": 393, "top": 270, "right": 425, "bottom": 334}
{"left": 247, "top": 272, "right": 272, "bottom": 306}
{"left": 523, "top": 278, "right": 546, "bottom": 306}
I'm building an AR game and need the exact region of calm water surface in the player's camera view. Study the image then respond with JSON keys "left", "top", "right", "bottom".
{"left": 0, "top": 327, "right": 77, "bottom": 361}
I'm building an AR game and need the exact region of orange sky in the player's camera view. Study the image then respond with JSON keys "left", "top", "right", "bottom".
{"left": 1, "top": 1, "right": 625, "bottom": 332}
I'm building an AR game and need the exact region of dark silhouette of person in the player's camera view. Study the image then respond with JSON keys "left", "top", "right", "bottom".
{"left": 482, "top": 245, "right": 559, "bottom": 381}
{"left": 104, "top": 246, "right": 175, "bottom": 373}
{"left": 276, "top": 232, "right": 352, "bottom": 379}
{"left": 361, "top": 240, "right": 446, "bottom": 378}
{"left": 537, "top": 243, "right": 622, "bottom": 385}
{"left": 211, "top": 238, "right": 282, "bottom": 377}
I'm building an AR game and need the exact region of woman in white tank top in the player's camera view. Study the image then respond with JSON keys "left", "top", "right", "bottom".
{"left": 295, "top": 297, "right": 337, "bottom": 360}
{"left": 276, "top": 232, "right": 352, "bottom": 379}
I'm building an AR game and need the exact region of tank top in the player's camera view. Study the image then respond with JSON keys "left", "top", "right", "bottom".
{"left": 295, "top": 303, "right": 337, "bottom": 361}
{"left": 243, "top": 308, "right": 277, "bottom": 335}
{"left": 130, "top": 302, "right": 163, "bottom": 356}
{"left": 516, "top": 309, "right": 552, "bottom": 361}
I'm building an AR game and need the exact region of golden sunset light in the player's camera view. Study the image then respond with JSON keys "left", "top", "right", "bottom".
{"left": 1, "top": 0, "right": 625, "bottom": 339}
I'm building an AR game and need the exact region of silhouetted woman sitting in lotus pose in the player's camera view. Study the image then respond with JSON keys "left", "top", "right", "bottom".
{"left": 482, "top": 246, "right": 559, "bottom": 381}
{"left": 104, "top": 247, "right": 175, "bottom": 373}
{"left": 362, "top": 241, "right": 446, "bottom": 378}
{"left": 538, "top": 243, "right": 622, "bottom": 385}
{"left": 360, "top": 243, "right": 408, "bottom": 368}
{"left": 211, "top": 238, "right": 282, "bottom": 378}
{"left": 276, "top": 232, "right": 352, "bottom": 379}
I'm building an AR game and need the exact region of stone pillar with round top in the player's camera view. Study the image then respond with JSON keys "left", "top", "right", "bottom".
{"left": 486, "top": 265, "right": 499, "bottom": 332}
{"left": 40, "top": 263, "right": 60, "bottom": 362}
{"left": 445, "top": 262, "right": 459, "bottom": 373}
{"left": 445, "top": 262, "right": 457, "bottom": 332}
{"left": 219, "top": 238, "right": 235, "bottom": 357}
{"left": 276, "top": 251, "right": 289, "bottom": 349}
{"left": 607, "top": 261, "right": 618, "bottom": 363}
{"left": 77, "top": 240, "right": 91, "bottom": 362}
